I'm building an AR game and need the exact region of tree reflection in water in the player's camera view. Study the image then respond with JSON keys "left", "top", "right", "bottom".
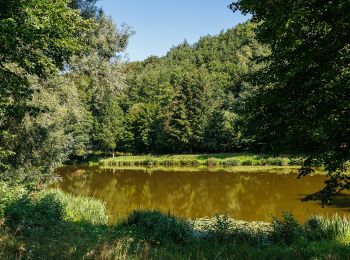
{"left": 53, "top": 166, "right": 350, "bottom": 223}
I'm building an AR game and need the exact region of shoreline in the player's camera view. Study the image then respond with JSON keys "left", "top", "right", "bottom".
{"left": 97, "top": 153, "right": 305, "bottom": 168}
{"left": 98, "top": 165, "right": 303, "bottom": 174}
{"left": 2, "top": 187, "right": 350, "bottom": 258}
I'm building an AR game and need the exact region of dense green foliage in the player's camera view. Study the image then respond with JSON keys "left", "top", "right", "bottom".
{"left": 1, "top": 1, "right": 350, "bottom": 258}
{"left": 3, "top": 189, "right": 108, "bottom": 228}
{"left": 231, "top": 0, "right": 350, "bottom": 202}
{"left": 1, "top": 0, "right": 349, "bottom": 246}
{"left": 0, "top": 0, "right": 268, "bottom": 180}
{"left": 0, "top": 0, "right": 91, "bottom": 179}
{"left": 0, "top": 0, "right": 131, "bottom": 183}
{"left": 119, "top": 22, "right": 269, "bottom": 154}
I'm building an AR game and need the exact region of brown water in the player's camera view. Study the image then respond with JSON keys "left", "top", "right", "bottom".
{"left": 54, "top": 166, "right": 350, "bottom": 222}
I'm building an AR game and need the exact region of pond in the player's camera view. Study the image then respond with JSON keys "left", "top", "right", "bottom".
{"left": 54, "top": 166, "right": 350, "bottom": 223}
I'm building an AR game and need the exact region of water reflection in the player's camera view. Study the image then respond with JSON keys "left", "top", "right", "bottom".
{"left": 54, "top": 166, "right": 350, "bottom": 222}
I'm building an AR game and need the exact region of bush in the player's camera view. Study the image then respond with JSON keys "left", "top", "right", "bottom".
{"left": 143, "top": 159, "right": 157, "bottom": 166}
{"left": 288, "top": 158, "right": 304, "bottom": 166}
{"left": 241, "top": 159, "right": 253, "bottom": 166}
{"left": 270, "top": 212, "right": 304, "bottom": 244}
{"left": 222, "top": 159, "right": 241, "bottom": 167}
{"left": 205, "top": 215, "right": 270, "bottom": 246}
{"left": 206, "top": 158, "right": 218, "bottom": 166}
{"left": 208, "top": 214, "right": 231, "bottom": 240}
{"left": 0, "top": 183, "right": 27, "bottom": 219}
{"left": 126, "top": 210, "right": 193, "bottom": 244}
{"left": 264, "top": 158, "right": 283, "bottom": 166}
{"left": 5, "top": 193, "right": 64, "bottom": 229}
{"left": 256, "top": 159, "right": 268, "bottom": 166}
{"left": 178, "top": 159, "right": 198, "bottom": 166}
{"left": 41, "top": 189, "right": 109, "bottom": 225}
{"left": 305, "top": 215, "right": 350, "bottom": 241}
{"left": 5, "top": 189, "right": 109, "bottom": 230}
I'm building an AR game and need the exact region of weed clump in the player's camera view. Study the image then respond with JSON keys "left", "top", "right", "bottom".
{"left": 305, "top": 215, "right": 350, "bottom": 241}
{"left": 126, "top": 210, "right": 193, "bottom": 244}
{"left": 270, "top": 213, "right": 350, "bottom": 245}
{"left": 43, "top": 189, "right": 109, "bottom": 225}
{"left": 5, "top": 189, "right": 108, "bottom": 230}
{"left": 0, "top": 182, "right": 27, "bottom": 219}
{"left": 241, "top": 159, "right": 253, "bottom": 166}
{"left": 222, "top": 159, "right": 241, "bottom": 166}
{"left": 206, "top": 158, "right": 218, "bottom": 166}
{"left": 271, "top": 212, "right": 305, "bottom": 244}
{"left": 5, "top": 193, "right": 64, "bottom": 229}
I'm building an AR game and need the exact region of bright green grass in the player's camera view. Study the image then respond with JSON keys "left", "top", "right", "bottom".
{"left": 100, "top": 165, "right": 302, "bottom": 174}
{"left": 99, "top": 153, "right": 304, "bottom": 168}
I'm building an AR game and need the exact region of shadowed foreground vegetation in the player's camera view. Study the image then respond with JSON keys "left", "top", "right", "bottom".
{"left": 99, "top": 153, "right": 304, "bottom": 168}
{"left": 1, "top": 185, "right": 350, "bottom": 259}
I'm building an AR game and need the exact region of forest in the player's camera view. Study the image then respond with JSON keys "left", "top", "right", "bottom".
{"left": 0, "top": 1, "right": 271, "bottom": 182}
{"left": 1, "top": 0, "right": 350, "bottom": 258}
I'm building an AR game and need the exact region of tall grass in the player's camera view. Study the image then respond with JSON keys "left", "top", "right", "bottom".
{"left": 125, "top": 210, "right": 193, "bottom": 244}
{"left": 4, "top": 189, "right": 108, "bottom": 229}
{"left": 305, "top": 214, "right": 350, "bottom": 242}
{"left": 100, "top": 153, "right": 304, "bottom": 168}
{"left": 41, "top": 189, "right": 109, "bottom": 225}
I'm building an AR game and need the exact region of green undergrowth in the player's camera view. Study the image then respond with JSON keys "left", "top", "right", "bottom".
{"left": 1, "top": 186, "right": 350, "bottom": 259}
{"left": 99, "top": 153, "right": 305, "bottom": 168}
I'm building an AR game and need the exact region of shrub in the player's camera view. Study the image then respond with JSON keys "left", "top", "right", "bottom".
{"left": 241, "top": 159, "right": 253, "bottom": 166}
{"left": 0, "top": 183, "right": 27, "bottom": 219}
{"left": 5, "top": 193, "right": 64, "bottom": 229}
{"left": 256, "top": 159, "right": 268, "bottom": 166}
{"left": 222, "top": 159, "right": 241, "bottom": 167}
{"left": 177, "top": 159, "right": 198, "bottom": 166}
{"left": 190, "top": 160, "right": 200, "bottom": 166}
{"left": 206, "top": 158, "right": 218, "bottom": 166}
{"left": 126, "top": 210, "right": 193, "bottom": 244}
{"left": 40, "top": 189, "right": 109, "bottom": 225}
{"left": 208, "top": 214, "right": 231, "bottom": 240}
{"left": 305, "top": 215, "right": 350, "bottom": 241}
{"left": 270, "top": 212, "right": 304, "bottom": 244}
{"left": 281, "top": 158, "right": 290, "bottom": 166}
{"left": 0, "top": 223, "right": 21, "bottom": 259}
{"left": 5, "top": 189, "right": 109, "bottom": 230}
{"left": 288, "top": 158, "right": 304, "bottom": 166}
{"left": 143, "top": 159, "right": 157, "bottom": 166}
{"left": 204, "top": 215, "right": 270, "bottom": 246}
{"left": 265, "top": 158, "right": 282, "bottom": 166}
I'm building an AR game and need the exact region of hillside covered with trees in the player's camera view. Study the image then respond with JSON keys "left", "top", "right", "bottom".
{"left": 120, "top": 22, "right": 269, "bottom": 154}
{"left": 1, "top": 0, "right": 350, "bottom": 258}
{"left": 0, "top": 8, "right": 271, "bottom": 184}
{"left": 1, "top": 0, "right": 349, "bottom": 203}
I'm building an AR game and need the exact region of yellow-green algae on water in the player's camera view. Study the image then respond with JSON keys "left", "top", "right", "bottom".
{"left": 54, "top": 166, "right": 349, "bottom": 223}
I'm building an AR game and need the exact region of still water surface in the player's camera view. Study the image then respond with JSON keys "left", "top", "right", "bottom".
{"left": 54, "top": 166, "right": 350, "bottom": 222}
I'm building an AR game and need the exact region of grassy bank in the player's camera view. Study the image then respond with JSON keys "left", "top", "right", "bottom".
{"left": 1, "top": 185, "right": 350, "bottom": 259}
{"left": 99, "top": 153, "right": 304, "bottom": 168}
{"left": 100, "top": 165, "right": 302, "bottom": 174}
